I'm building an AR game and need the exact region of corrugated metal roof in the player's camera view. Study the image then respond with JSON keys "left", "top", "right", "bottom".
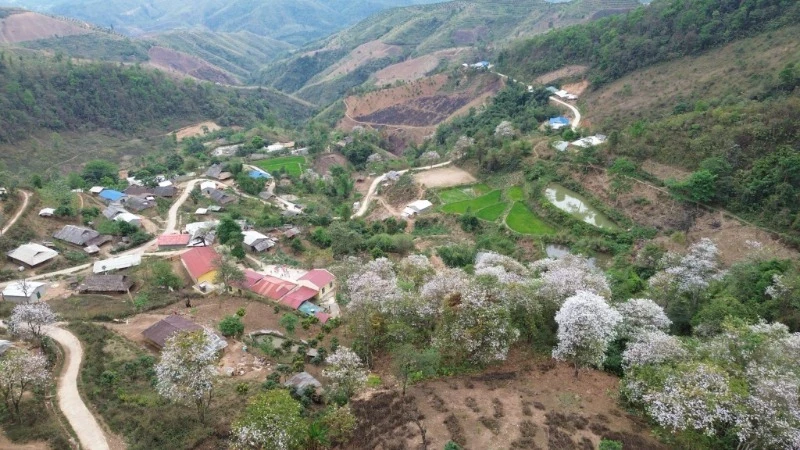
{"left": 54, "top": 225, "right": 100, "bottom": 246}
{"left": 93, "top": 254, "right": 142, "bottom": 273}
{"left": 7, "top": 243, "right": 58, "bottom": 266}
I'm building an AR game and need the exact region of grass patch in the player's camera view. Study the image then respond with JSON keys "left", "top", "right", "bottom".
{"left": 70, "top": 322, "right": 253, "bottom": 450}
{"left": 475, "top": 203, "right": 508, "bottom": 221}
{"left": 505, "top": 202, "right": 555, "bottom": 235}
{"left": 441, "top": 190, "right": 502, "bottom": 214}
{"left": 438, "top": 188, "right": 472, "bottom": 204}
{"left": 472, "top": 183, "right": 491, "bottom": 195}
{"left": 507, "top": 186, "right": 525, "bottom": 202}
{"left": 50, "top": 292, "right": 184, "bottom": 321}
{"left": 253, "top": 156, "right": 306, "bottom": 177}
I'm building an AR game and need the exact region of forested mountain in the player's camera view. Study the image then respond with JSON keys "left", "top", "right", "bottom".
{"left": 5, "top": 0, "right": 441, "bottom": 45}
{"left": 497, "top": 0, "right": 800, "bottom": 85}
{"left": 491, "top": 0, "right": 800, "bottom": 241}
{"left": 258, "top": 0, "right": 643, "bottom": 105}
{"left": 0, "top": 50, "right": 314, "bottom": 143}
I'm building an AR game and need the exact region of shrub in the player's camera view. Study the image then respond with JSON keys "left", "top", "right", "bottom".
{"left": 599, "top": 439, "right": 623, "bottom": 450}
{"left": 218, "top": 315, "right": 244, "bottom": 338}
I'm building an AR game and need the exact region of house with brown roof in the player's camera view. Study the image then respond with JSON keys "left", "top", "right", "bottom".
{"left": 78, "top": 275, "right": 134, "bottom": 294}
{"left": 141, "top": 315, "right": 228, "bottom": 352}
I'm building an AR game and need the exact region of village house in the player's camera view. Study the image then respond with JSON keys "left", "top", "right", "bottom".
{"left": 7, "top": 243, "right": 58, "bottom": 267}
{"left": 38, "top": 208, "right": 55, "bottom": 217}
{"left": 297, "top": 269, "right": 336, "bottom": 302}
{"left": 93, "top": 254, "right": 142, "bottom": 274}
{"left": 180, "top": 246, "right": 219, "bottom": 285}
{"left": 53, "top": 225, "right": 111, "bottom": 247}
{"left": 231, "top": 268, "right": 334, "bottom": 323}
{"left": 548, "top": 116, "right": 571, "bottom": 130}
{"left": 157, "top": 233, "right": 192, "bottom": 249}
{"left": 185, "top": 220, "right": 219, "bottom": 247}
{"left": 142, "top": 315, "right": 227, "bottom": 352}
{"left": 205, "top": 164, "right": 232, "bottom": 181}
{"left": 243, "top": 230, "right": 275, "bottom": 253}
{"left": 2, "top": 281, "right": 47, "bottom": 303}
{"left": 78, "top": 275, "right": 134, "bottom": 294}
{"left": 402, "top": 199, "right": 433, "bottom": 218}
{"left": 99, "top": 189, "right": 126, "bottom": 204}
{"left": 207, "top": 188, "right": 236, "bottom": 205}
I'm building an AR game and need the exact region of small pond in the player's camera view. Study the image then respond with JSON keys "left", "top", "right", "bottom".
{"left": 545, "top": 244, "right": 612, "bottom": 269}
{"left": 544, "top": 184, "right": 618, "bottom": 230}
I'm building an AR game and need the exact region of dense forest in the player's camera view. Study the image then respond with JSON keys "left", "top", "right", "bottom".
{"left": 0, "top": 52, "right": 314, "bottom": 143}
{"left": 497, "top": 0, "right": 800, "bottom": 85}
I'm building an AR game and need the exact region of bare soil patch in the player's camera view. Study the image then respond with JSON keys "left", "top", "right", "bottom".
{"left": 321, "top": 40, "right": 403, "bottom": 82}
{"left": 0, "top": 11, "right": 91, "bottom": 44}
{"left": 374, "top": 47, "right": 473, "bottom": 85}
{"left": 563, "top": 79, "right": 590, "bottom": 96}
{"left": 641, "top": 160, "right": 691, "bottom": 182}
{"left": 147, "top": 46, "right": 238, "bottom": 85}
{"left": 313, "top": 152, "right": 348, "bottom": 175}
{"left": 172, "top": 121, "right": 222, "bottom": 142}
{"left": 534, "top": 65, "right": 589, "bottom": 85}
{"left": 573, "top": 168, "right": 798, "bottom": 265}
{"left": 347, "top": 355, "right": 664, "bottom": 450}
{"left": 414, "top": 166, "right": 476, "bottom": 188}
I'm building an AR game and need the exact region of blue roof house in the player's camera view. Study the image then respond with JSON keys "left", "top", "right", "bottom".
{"left": 98, "top": 190, "right": 126, "bottom": 203}
{"left": 548, "top": 116, "right": 571, "bottom": 130}
{"left": 248, "top": 170, "right": 272, "bottom": 179}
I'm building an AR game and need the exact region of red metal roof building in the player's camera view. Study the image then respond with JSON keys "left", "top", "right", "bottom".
{"left": 180, "top": 246, "right": 219, "bottom": 282}
{"left": 157, "top": 233, "right": 192, "bottom": 248}
{"left": 298, "top": 269, "right": 335, "bottom": 290}
{"left": 249, "top": 275, "right": 297, "bottom": 301}
{"left": 281, "top": 286, "right": 318, "bottom": 309}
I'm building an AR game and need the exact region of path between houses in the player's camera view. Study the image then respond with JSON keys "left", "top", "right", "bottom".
{"left": 1, "top": 190, "right": 30, "bottom": 236}
{"left": 352, "top": 161, "right": 452, "bottom": 219}
{"left": 46, "top": 326, "right": 112, "bottom": 450}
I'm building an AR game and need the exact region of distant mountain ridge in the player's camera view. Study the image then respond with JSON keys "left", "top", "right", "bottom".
{"left": 3, "top": 0, "right": 441, "bottom": 45}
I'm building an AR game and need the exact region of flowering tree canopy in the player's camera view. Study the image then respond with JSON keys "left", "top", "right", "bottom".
{"left": 231, "top": 390, "right": 307, "bottom": 450}
{"left": 346, "top": 258, "right": 401, "bottom": 313}
{"left": 615, "top": 298, "right": 671, "bottom": 339}
{"left": 323, "top": 347, "right": 368, "bottom": 400}
{"left": 622, "top": 330, "right": 685, "bottom": 369}
{"left": 7, "top": 302, "right": 58, "bottom": 339}
{"left": 155, "top": 329, "right": 218, "bottom": 423}
{"left": 0, "top": 348, "right": 50, "bottom": 418}
{"left": 530, "top": 255, "right": 610, "bottom": 305}
{"left": 652, "top": 238, "right": 723, "bottom": 295}
{"left": 553, "top": 291, "right": 621, "bottom": 377}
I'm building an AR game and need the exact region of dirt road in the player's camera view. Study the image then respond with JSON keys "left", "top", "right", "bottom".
{"left": 46, "top": 326, "right": 111, "bottom": 450}
{"left": 352, "top": 161, "right": 452, "bottom": 218}
{"left": 550, "top": 97, "right": 581, "bottom": 130}
{"left": 1, "top": 190, "right": 30, "bottom": 235}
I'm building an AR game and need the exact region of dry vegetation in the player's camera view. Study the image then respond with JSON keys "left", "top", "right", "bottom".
{"left": 0, "top": 11, "right": 91, "bottom": 44}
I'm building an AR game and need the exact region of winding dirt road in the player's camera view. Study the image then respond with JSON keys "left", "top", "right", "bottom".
{"left": 1, "top": 190, "right": 30, "bottom": 236}
{"left": 46, "top": 326, "right": 111, "bottom": 450}
{"left": 549, "top": 96, "right": 581, "bottom": 131}
{"left": 351, "top": 161, "right": 452, "bottom": 219}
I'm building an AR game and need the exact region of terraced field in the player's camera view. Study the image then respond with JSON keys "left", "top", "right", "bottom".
{"left": 253, "top": 156, "right": 306, "bottom": 176}
{"left": 506, "top": 202, "right": 555, "bottom": 235}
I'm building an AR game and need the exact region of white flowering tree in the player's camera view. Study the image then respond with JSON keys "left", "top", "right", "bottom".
{"left": 346, "top": 258, "right": 401, "bottom": 313}
{"left": 231, "top": 390, "right": 307, "bottom": 450}
{"left": 155, "top": 329, "right": 218, "bottom": 423}
{"left": 553, "top": 291, "right": 621, "bottom": 377}
{"left": 494, "top": 120, "right": 515, "bottom": 138}
{"left": 625, "top": 321, "right": 800, "bottom": 448}
{"left": 621, "top": 330, "right": 685, "bottom": 369}
{"left": 530, "top": 255, "right": 610, "bottom": 306}
{"left": 397, "top": 254, "right": 435, "bottom": 289}
{"left": 474, "top": 251, "right": 530, "bottom": 284}
{"left": 615, "top": 298, "right": 671, "bottom": 339}
{"left": 651, "top": 238, "right": 723, "bottom": 296}
{"left": 435, "top": 289, "right": 519, "bottom": 366}
{"left": 0, "top": 348, "right": 50, "bottom": 420}
{"left": 323, "top": 347, "right": 368, "bottom": 401}
{"left": 7, "top": 302, "right": 58, "bottom": 339}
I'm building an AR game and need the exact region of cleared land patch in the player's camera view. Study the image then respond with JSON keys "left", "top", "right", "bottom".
{"left": 506, "top": 202, "right": 555, "bottom": 235}
{"left": 0, "top": 11, "right": 91, "bottom": 44}
{"left": 414, "top": 166, "right": 476, "bottom": 188}
{"left": 254, "top": 155, "right": 306, "bottom": 176}
{"left": 173, "top": 121, "right": 221, "bottom": 141}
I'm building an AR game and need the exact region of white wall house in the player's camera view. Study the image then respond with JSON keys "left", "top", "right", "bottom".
{"left": 2, "top": 281, "right": 47, "bottom": 303}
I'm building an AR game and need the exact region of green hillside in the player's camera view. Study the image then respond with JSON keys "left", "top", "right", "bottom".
{"left": 152, "top": 30, "right": 295, "bottom": 80}
{"left": 258, "top": 0, "right": 641, "bottom": 105}
{"left": 497, "top": 0, "right": 800, "bottom": 85}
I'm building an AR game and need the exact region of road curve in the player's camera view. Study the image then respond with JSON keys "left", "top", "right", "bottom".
{"left": 1, "top": 190, "right": 30, "bottom": 236}
{"left": 47, "top": 326, "right": 111, "bottom": 450}
{"left": 351, "top": 161, "right": 452, "bottom": 219}
{"left": 549, "top": 96, "right": 581, "bottom": 131}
